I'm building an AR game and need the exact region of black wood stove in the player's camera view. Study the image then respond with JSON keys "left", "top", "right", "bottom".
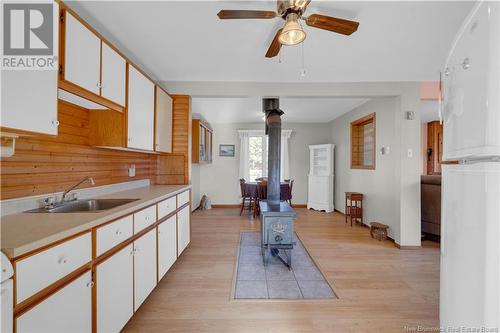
{"left": 260, "top": 98, "right": 296, "bottom": 269}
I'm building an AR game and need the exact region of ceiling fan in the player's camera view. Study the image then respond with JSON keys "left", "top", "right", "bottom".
{"left": 217, "top": 0, "right": 359, "bottom": 58}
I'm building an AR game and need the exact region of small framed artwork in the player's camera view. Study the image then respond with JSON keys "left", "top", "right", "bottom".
{"left": 219, "top": 144, "right": 235, "bottom": 157}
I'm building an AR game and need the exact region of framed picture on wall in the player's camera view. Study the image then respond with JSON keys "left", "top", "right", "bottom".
{"left": 219, "top": 144, "right": 235, "bottom": 157}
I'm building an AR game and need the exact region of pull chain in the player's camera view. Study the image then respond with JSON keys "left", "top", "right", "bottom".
{"left": 300, "top": 42, "right": 306, "bottom": 77}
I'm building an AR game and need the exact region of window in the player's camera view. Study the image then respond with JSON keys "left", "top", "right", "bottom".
{"left": 248, "top": 135, "right": 268, "bottom": 180}
{"left": 351, "top": 113, "right": 376, "bottom": 169}
{"left": 238, "top": 129, "right": 292, "bottom": 182}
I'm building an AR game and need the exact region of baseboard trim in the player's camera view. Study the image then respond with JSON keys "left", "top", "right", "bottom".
{"left": 393, "top": 243, "right": 422, "bottom": 250}
{"left": 212, "top": 204, "right": 308, "bottom": 209}
{"left": 292, "top": 204, "right": 307, "bottom": 208}
{"left": 210, "top": 204, "right": 421, "bottom": 249}
{"left": 334, "top": 210, "right": 421, "bottom": 250}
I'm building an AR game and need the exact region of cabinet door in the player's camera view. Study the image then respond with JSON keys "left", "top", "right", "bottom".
{"left": 155, "top": 87, "right": 173, "bottom": 153}
{"left": 16, "top": 272, "right": 92, "bottom": 333}
{"left": 1, "top": 280, "right": 13, "bottom": 333}
{"left": 96, "top": 244, "right": 134, "bottom": 333}
{"left": 1, "top": 71, "right": 58, "bottom": 135}
{"left": 133, "top": 229, "right": 157, "bottom": 311}
{"left": 101, "top": 42, "right": 126, "bottom": 106}
{"left": 1, "top": 2, "right": 59, "bottom": 135}
{"left": 127, "top": 66, "right": 155, "bottom": 151}
{"left": 64, "top": 12, "right": 100, "bottom": 94}
{"left": 177, "top": 206, "right": 190, "bottom": 256}
{"left": 158, "top": 216, "right": 177, "bottom": 281}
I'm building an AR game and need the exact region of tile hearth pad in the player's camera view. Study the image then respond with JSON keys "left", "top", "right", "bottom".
{"left": 234, "top": 232, "right": 336, "bottom": 300}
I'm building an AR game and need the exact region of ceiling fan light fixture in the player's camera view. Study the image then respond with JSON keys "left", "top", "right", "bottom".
{"left": 278, "top": 13, "right": 306, "bottom": 46}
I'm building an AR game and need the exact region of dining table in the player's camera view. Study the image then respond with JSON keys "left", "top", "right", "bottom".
{"left": 244, "top": 182, "right": 292, "bottom": 201}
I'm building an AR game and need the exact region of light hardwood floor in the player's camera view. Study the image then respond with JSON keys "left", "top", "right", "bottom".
{"left": 123, "top": 208, "right": 440, "bottom": 333}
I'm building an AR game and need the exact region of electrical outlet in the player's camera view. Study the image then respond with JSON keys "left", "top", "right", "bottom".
{"left": 128, "top": 164, "right": 136, "bottom": 177}
{"left": 407, "top": 149, "right": 413, "bottom": 158}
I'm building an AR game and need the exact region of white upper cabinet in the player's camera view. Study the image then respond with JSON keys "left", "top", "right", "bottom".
{"left": 64, "top": 12, "right": 100, "bottom": 95}
{"left": 0, "top": 3, "right": 59, "bottom": 135}
{"left": 1, "top": 71, "right": 59, "bottom": 135}
{"left": 155, "top": 87, "right": 173, "bottom": 153}
{"left": 127, "top": 66, "right": 155, "bottom": 151}
{"left": 101, "top": 42, "right": 126, "bottom": 106}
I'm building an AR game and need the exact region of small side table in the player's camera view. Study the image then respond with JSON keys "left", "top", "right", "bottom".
{"left": 345, "top": 192, "right": 363, "bottom": 226}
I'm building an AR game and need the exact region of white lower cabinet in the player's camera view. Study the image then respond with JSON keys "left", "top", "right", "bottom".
{"left": 16, "top": 271, "right": 92, "bottom": 333}
{"left": 158, "top": 216, "right": 177, "bottom": 281}
{"left": 96, "top": 244, "right": 134, "bottom": 333}
{"left": 133, "top": 229, "right": 157, "bottom": 311}
{"left": 177, "top": 206, "right": 191, "bottom": 256}
{"left": 13, "top": 195, "right": 191, "bottom": 332}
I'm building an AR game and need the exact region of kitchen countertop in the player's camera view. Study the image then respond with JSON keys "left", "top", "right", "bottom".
{"left": 0, "top": 185, "right": 191, "bottom": 259}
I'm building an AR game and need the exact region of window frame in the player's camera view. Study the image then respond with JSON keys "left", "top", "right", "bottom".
{"left": 350, "top": 112, "right": 376, "bottom": 170}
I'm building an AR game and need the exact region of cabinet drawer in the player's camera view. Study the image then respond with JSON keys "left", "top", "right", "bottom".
{"left": 96, "top": 215, "right": 133, "bottom": 257}
{"left": 158, "top": 197, "right": 176, "bottom": 220}
{"left": 177, "top": 190, "right": 190, "bottom": 207}
{"left": 15, "top": 233, "right": 92, "bottom": 304}
{"left": 134, "top": 206, "right": 157, "bottom": 234}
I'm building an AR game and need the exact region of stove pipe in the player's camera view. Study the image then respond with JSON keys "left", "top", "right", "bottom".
{"left": 263, "top": 98, "right": 284, "bottom": 207}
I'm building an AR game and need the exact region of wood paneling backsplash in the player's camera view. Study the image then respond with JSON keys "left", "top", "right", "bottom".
{"left": 0, "top": 100, "right": 157, "bottom": 200}
{"left": 156, "top": 95, "right": 192, "bottom": 185}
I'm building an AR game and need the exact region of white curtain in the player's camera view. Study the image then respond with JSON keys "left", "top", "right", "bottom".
{"left": 238, "top": 129, "right": 292, "bottom": 182}
{"left": 280, "top": 129, "right": 292, "bottom": 181}
{"left": 238, "top": 131, "right": 250, "bottom": 181}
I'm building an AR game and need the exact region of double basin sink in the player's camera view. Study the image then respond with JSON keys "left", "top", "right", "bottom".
{"left": 26, "top": 199, "right": 139, "bottom": 213}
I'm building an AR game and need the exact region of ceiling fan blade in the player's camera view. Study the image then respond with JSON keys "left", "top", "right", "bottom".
{"left": 217, "top": 10, "right": 277, "bottom": 19}
{"left": 305, "top": 14, "right": 359, "bottom": 35}
{"left": 265, "top": 28, "right": 283, "bottom": 58}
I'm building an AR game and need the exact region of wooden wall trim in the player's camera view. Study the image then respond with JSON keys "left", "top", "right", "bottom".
{"left": 156, "top": 95, "right": 191, "bottom": 185}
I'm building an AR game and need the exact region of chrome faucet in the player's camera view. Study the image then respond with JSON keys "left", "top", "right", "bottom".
{"left": 61, "top": 176, "right": 95, "bottom": 203}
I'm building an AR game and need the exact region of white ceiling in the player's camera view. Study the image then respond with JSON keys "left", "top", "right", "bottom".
{"left": 66, "top": 1, "right": 474, "bottom": 83}
{"left": 192, "top": 97, "right": 369, "bottom": 123}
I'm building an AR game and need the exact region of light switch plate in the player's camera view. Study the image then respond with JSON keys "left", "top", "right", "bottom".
{"left": 128, "top": 164, "right": 136, "bottom": 177}
{"left": 407, "top": 149, "right": 413, "bottom": 158}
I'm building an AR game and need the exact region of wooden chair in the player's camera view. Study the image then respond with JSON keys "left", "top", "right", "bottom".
{"left": 254, "top": 180, "right": 267, "bottom": 218}
{"left": 255, "top": 177, "right": 268, "bottom": 182}
{"left": 287, "top": 179, "right": 294, "bottom": 205}
{"left": 239, "top": 178, "right": 252, "bottom": 215}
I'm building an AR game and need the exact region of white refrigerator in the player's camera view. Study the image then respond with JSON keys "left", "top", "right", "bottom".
{"left": 440, "top": 0, "right": 500, "bottom": 329}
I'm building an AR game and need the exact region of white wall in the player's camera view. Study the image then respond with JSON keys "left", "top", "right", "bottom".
{"left": 191, "top": 163, "right": 201, "bottom": 210}
{"left": 180, "top": 81, "right": 421, "bottom": 246}
{"left": 329, "top": 95, "right": 421, "bottom": 246}
{"left": 330, "top": 97, "right": 401, "bottom": 241}
{"left": 192, "top": 122, "right": 331, "bottom": 206}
